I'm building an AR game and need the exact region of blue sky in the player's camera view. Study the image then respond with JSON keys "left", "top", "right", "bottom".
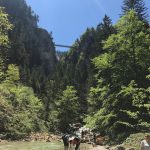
{"left": 26, "top": 0, "right": 150, "bottom": 51}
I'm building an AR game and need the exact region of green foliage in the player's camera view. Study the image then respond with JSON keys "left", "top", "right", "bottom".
{"left": 0, "top": 7, "right": 13, "bottom": 47}
{"left": 0, "top": 0, "right": 57, "bottom": 135}
{"left": 0, "top": 8, "right": 44, "bottom": 134}
{"left": 0, "top": 7, "right": 13, "bottom": 68}
{"left": 57, "top": 86, "right": 80, "bottom": 132}
{"left": 41, "top": 79, "right": 60, "bottom": 132}
{"left": 57, "top": 15, "right": 115, "bottom": 116}
{"left": 0, "top": 0, "right": 57, "bottom": 89}
{"left": 84, "top": 108, "right": 106, "bottom": 129}
{"left": 5, "top": 64, "right": 20, "bottom": 83}
{"left": 123, "top": 133, "right": 150, "bottom": 150}
{"left": 85, "top": 11, "right": 150, "bottom": 142}
{"left": 0, "top": 0, "right": 150, "bottom": 142}
{"left": 104, "top": 11, "right": 150, "bottom": 87}
{"left": 0, "top": 59, "right": 5, "bottom": 81}
{"left": 87, "top": 83, "right": 109, "bottom": 113}
{"left": 93, "top": 53, "right": 114, "bottom": 69}
{"left": 0, "top": 65, "right": 43, "bottom": 139}
{"left": 121, "top": 0, "right": 149, "bottom": 22}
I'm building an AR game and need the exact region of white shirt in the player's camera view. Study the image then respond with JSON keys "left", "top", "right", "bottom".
{"left": 141, "top": 140, "right": 150, "bottom": 150}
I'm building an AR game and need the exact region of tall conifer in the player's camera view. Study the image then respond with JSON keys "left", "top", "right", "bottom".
{"left": 122, "top": 0, "right": 149, "bottom": 22}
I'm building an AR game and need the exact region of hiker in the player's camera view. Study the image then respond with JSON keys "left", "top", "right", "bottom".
{"left": 75, "top": 137, "right": 81, "bottom": 150}
{"left": 93, "top": 133, "right": 96, "bottom": 144}
{"left": 62, "top": 134, "right": 70, "bottom": 150}
{"left": 69, "top": 136, "right": 81, "bottom": 150}
{"left": 74, "top": 137, "right": 81, "bottom": 150}
{"left": 68, "top": 136, "right": 75, "bottom": 149}
{"left": 140, "top": 134, "right": 150, "bottom": 150}
{"left": 81, "top": 130, "right": 84, "bottom": 139}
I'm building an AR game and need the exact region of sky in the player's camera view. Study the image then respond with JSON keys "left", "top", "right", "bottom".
{"left": 26, "top": 0, "right": 150, "bottom": 51}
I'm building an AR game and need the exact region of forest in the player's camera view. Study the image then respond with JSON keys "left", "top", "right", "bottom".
{"left": 0, "top": 0, "right": 149, "bottom": 143}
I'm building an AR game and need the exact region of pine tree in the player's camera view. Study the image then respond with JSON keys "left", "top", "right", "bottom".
{"left": 97, "top": 15, "right": 115, "bottom": 38}
{"left": 121, "top": 0, "right": 149, "bottom": 22}
{"left": 85, "top": 11, "right": 150, "bottom": 140}
{"left": 0, "top": 7, "right": 13, "bottom": 63}
{"left": 57, "top": 86, "right": 80, "bottom": 132}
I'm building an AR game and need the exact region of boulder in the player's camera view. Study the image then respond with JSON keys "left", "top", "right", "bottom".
{"left": 126, "top": 147, "right": 135, "bottom": 150}
{"left": 105, "top": 145, "right": 110, "bottom": 149}
{"left": 95, "top": 136, "right": 105, "bottom": 145}
{"left": 114, "top": 145, "right": 125, "bottom": 150}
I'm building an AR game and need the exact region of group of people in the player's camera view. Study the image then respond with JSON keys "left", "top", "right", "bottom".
{"left": 62, "top": 134, "right": 81, "bottom": 150}
{"left": 62, "top": 133, "right": 150, "bottom": 150}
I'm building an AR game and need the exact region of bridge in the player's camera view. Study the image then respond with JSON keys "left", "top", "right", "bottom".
{"left": 55, "top": 44, "right": 74, "bottom": 49}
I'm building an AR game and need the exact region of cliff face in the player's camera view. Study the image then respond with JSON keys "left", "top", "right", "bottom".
{"left": 0, "top": 0, "right": 57, "bottom": 93}
{"left": 0, "top": 0, "right": 57, "bottom": 76}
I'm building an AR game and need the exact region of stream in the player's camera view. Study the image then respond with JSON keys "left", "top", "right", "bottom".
{"left": 0, "top": 141, "right": 91, "bottom": 150}
{"left": 0, "top": 142, "right": 64, "bottom": 150}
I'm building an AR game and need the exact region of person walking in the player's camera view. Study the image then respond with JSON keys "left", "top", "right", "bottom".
{"left": 62, "top": 134, "right": 70, "bottom": 150}
{"left": 73, "top": 137, "right": 81, "bottom": 150}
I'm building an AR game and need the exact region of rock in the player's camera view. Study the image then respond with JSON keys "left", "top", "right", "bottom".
{"left": 114, "top": 145, "right": 125, "bottom": 150}
{"left": 87, "top": 141, "right": 93, "bottom": 144}
{"left": 46, "top": 138, "right": 51, "bottom": 142}
{"left": 105, "top": 145, "right": 110, "bottom": 149}
{"left": 0, "top": 139, "right": 7, "bottom": 143}
{"left": 57, "top": 139, "right": 62, "bottom": 142}
{"left": 92, "top": 143, "right": 97, "bottom": 147}
{"left": 25, "top": 132, "right": 61, "bottom": 142}
{"left": 126, "top": 147, "right": 135, "bottom": 150}
{"left": 96, "top": 136, "right": 105, "bottom": 145}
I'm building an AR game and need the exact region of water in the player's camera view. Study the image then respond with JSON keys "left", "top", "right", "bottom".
{"left": 0, "top": 141, "right": 91, "bottom": 150}
{"left": 0, "top": 142, "right": 63, "bottom": 150}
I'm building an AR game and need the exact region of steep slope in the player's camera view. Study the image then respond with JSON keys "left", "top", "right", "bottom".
{"left": 57, "top": 15, "right": 115, "bottom": 114}
{"left": 0, "top": 0, "right": 57, "bottom": 92}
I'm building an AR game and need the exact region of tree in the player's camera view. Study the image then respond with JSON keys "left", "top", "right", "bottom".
{"left": 5, "top": 64, "right": 20, "bottom": 83}
{"left": 0, "top": 7, "right": 13, "bottom": 67}
{"left": 103, "top": 10, "right": 150, "bottom": 87}
{"left": 57, "top": 15, "right": 115, "bottom": 118}
{"left": 0, "top": 0, "right": 57, "bottom": 89}
{"left": 0, "top": 1, "right": 58, "bottom": 134}
{"left": 57, "top": 86, "right": 80, "bottom": 132}
{"left": 87, "top": 80, "right": 109, "bottom": 113}
{"left": 85, "top": 11, "right": 150, "bottom": 141}
{"left": 121, "top": 0, "right": 149, "bottom": 22}
{"left": 97, "top": 15, "right": 115, "bottom": 40}
{"left": 0, "top": 7, "right": 13, "bottom": 82}
{"left": 0, "top": 7, "right": 13, "bottom": 47}
{"left": 41, "top": 79, "right": 59, "bottom": 131}
{"left": 0, "top": 64, "right": 43, "bottom": 139}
